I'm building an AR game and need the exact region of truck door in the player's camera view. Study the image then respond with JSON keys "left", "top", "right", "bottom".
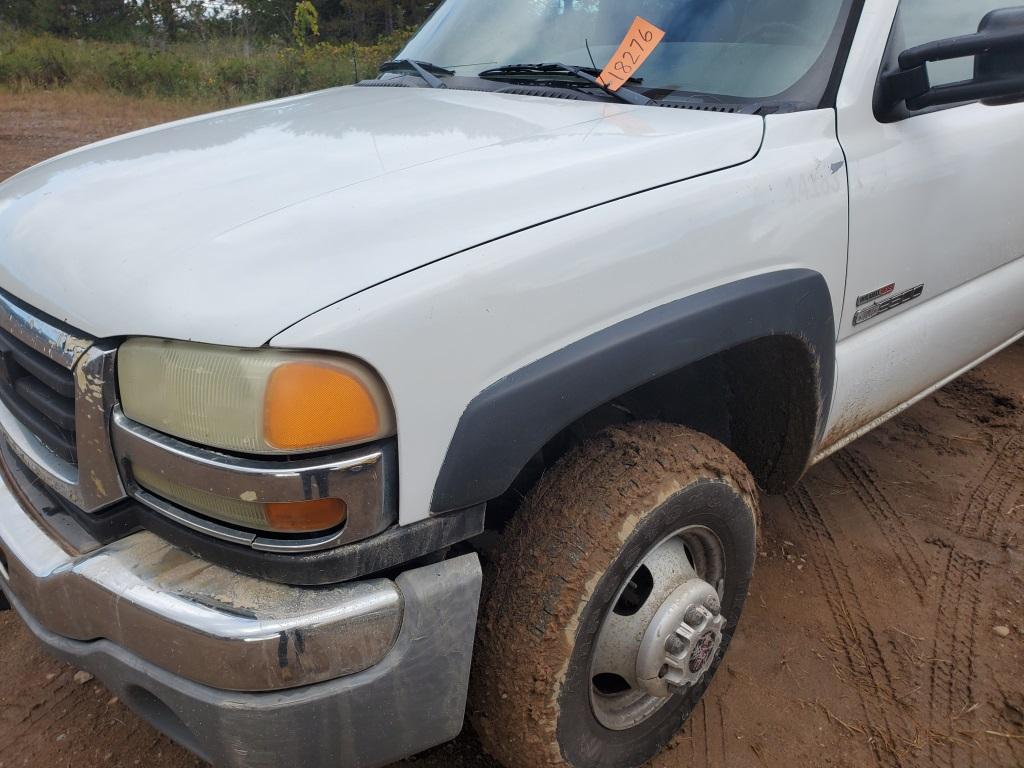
{"left": 820, "top": 0, "right": 1024, "bottom": 450}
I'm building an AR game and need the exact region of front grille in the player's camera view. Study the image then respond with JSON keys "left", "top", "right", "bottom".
{"left": 0, "top": 289, "right": 123, "bottom": 512}
{"left": 0, "top": 325, "right": 76, "bottom": 464}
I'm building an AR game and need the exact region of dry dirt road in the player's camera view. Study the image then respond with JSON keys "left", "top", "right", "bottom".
{"left": 0, "top": 91, "right": 1022, "bottom": 768}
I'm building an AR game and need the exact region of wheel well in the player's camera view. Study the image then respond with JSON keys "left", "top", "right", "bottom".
{"left": 486, "top": 335, "right": 820, "bottom": 526}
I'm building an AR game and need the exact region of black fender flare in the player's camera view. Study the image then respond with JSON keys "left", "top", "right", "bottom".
{"left": 430, "top": 269, "right": 835, "bottom": 513}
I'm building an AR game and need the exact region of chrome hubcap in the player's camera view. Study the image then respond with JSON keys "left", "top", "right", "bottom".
{"left": 589, "top": 526, "right": 726, "bottom": 731}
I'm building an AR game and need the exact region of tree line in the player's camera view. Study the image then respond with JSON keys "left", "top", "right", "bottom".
{"left": 0, "top": 0, "right": 439, "bottom": 44}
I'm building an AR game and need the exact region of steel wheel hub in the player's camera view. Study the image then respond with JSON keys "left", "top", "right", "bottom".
{"left": 635, "top": 579, "right": 725, "bottom": 696}
{"left": 589, "top": 526, "right": 726, "bottom": 731}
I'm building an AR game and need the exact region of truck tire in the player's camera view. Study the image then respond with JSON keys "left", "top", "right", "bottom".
{"left": 470, "top": 422, "right": 759, "bottom": 768}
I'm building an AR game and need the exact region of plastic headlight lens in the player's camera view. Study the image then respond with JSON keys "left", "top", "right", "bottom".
{"left": 118, "top": 339, "right": 394, "bottom": 455}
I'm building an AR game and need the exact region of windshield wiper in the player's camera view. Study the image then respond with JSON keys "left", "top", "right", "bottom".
{"left": 478, "top": 63, "right": 653, "bottom": 106}
{"left": 379, "top": 59, "right": 455, "bottom": 89}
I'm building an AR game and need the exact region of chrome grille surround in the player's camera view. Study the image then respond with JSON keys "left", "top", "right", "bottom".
{"left": 0, "top": 291, "right": 126, "bottom": 512}
{"left": 0, "top": 290, "right": 92, "bottom": 368}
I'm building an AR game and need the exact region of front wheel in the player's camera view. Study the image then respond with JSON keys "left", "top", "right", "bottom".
{"left": 470, "top": 422, "right": 759, "bottom": 768}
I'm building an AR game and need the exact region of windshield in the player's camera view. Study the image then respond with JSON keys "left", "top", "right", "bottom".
{"left": 398, "top": 0, "right": 856, "bottom": 105}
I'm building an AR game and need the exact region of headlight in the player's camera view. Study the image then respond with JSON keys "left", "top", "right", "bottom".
{"left": 118, "top": 338, "right": 395, "bottom": 455}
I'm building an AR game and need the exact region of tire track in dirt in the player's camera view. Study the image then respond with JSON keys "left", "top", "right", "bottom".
{"left": 953, "top": 432, "right": 1024, "bottom": 546}
{"left": 693, "top": 699, "right": 725, "bottom": 768}
{"left": 833, "top": 451, "right": 931, "bottom": 602}
{"left": 923, "top": 371, "right": 1022, "bottom": 768}
{"left": 667, "top": 703, "right": 706, "bottom": 768}
{"left": 787, "top": 483, "right": 903, "bottom": 767}
{"left": 925, "top": 543, "right": 986, "bottom": 768}
{"left": 653, "top": 673, "right": 727, "bottom": 767}
{"left": 989, "top": 676, "right": 1024, "bottom": 767}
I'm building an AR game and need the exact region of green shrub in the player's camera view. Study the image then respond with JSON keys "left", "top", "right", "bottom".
{"left": 103, "top": 48, "right": 201, "bottom": 98}
{"left": 0, "top": 36, "right": 71, "bottom": 87}
{"left": 0, "top": 30, "right": 416, "bottom": 105}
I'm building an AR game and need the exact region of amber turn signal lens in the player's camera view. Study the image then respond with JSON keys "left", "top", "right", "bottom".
{"left": 265, "top": 498, "right": 347, "bottom": 533}
{"left": 264, "top": 362, "right": 381, "bottom": 451}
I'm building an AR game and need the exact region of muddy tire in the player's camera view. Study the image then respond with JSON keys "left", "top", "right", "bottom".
{"left": 469, "top": 422, "right": 759, "bottom": 768}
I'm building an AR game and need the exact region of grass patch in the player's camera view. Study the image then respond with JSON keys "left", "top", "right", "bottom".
{"left": 0, "top": 32, "right": 414, "bottom": 107}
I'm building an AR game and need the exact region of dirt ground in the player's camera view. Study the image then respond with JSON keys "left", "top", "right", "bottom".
{"left": 0, "top": 91, "right": 1021, "bottom": 768}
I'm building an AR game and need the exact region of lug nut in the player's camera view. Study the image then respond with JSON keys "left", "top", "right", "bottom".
{"left": 704, "top": 595, "right": 721, "bottom": 614}
{"left": 683, "top": 606, "right": 704, "bottom": 626}
{"left": 665, "top": 635, "right": 686, "bottom": 655}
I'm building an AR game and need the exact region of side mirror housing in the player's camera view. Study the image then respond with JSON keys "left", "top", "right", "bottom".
{"left": 976, "top": 7, "right": 1024, "bottom": 104}
{"left": 876, "top": 5, "right": 1024, "bottom": 119}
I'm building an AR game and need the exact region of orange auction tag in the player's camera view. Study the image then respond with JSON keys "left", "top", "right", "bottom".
{"left": 598, "top": 16, "right": 666, "bottom": 91}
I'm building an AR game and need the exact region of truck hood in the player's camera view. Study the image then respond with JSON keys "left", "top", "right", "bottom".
{"left": 0, "top": 86, "right": 763, "bottom": 346}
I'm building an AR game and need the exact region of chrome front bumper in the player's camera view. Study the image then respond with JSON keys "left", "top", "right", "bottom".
{"left": 0, "top": 473, "right": 403, "bottom": 691}
{"left": 0, "top": 465, "right": 484, "bottom": 767}
{"left": 5, "top": 552, "right": 483, "bottom": 768}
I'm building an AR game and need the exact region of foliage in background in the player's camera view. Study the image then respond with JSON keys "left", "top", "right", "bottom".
{"left": 291, "top": 1, "right": 319, "bottom": 47}
{"left": 0, "top": 0, "right": 438, "bottom": 44}
{"left": 0, "top": 0, "right": 431, "bottom": 105}
{"left": 0, "top": 30, "right": 415, "bottom": 104}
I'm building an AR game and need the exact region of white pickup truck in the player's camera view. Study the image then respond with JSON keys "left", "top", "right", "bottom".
{"left": 0, "top": 1, "right": 1022, "bottom": 767}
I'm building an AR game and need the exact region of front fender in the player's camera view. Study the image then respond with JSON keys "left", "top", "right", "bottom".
{"left": 431, "top": 269, "right": 835, "bottom": 512}
{"left": 271, "top": 109, "right": 848, "bottom": 525}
